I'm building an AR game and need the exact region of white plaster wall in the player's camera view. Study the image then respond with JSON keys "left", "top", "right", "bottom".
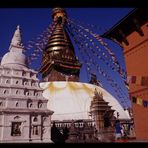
{"left": 6, "top": 99, "right": 18, "bottom": 108}
{"left": 0, "top": 67, "right": 52, "bottom": 143}
{"left": 0, "top": 69, "right": 2, "bottom": 75}
{"left": 42, "top": 116, "right": 52, "bottom": 142}
{"left": 3, "top": 69, "right": 12, "bottom": 76}
{"left": 12, "top": 70, "right": 22, "bottom": 76}
{"left": 0, "top": 99, "right": 6, "bottom": 108}
{"left": 0, "top": 87, "right": 4, "bottom": 93}
{"left": 1, "top": 78, "right": 10, "bottom": 84}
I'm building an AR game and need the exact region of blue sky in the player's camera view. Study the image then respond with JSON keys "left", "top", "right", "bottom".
{"left": 0, "top": 8, "right": 134, "bottom": 108}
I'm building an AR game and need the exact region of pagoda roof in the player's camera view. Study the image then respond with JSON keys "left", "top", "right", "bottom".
{"left": 101, "top": 8, "right": 148, "bottom": 43}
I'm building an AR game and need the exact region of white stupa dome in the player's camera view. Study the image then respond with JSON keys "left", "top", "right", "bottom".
{"left": 0, "top": 25, "right": 27, "bottom": 69}
{"left": 40, "top": 81, "right": 131, "bottom": 121}
{"left": 1, "top": 50, "right": 27, "bottom": 68}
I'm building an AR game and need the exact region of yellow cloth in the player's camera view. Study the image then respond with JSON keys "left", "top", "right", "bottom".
{"left": 137, "top": 97, "right": 143, "bottom": 106}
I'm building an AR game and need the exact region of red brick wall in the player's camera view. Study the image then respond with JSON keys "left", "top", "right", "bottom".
{"left": 122, "top": 23, "right": 148, "bottom": 140}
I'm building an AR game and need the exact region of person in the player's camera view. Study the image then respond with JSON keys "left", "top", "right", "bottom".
{"left": 62, "top": 126, "right": 69, "bottom": 142}
{"left": 51, "top": 122, "right": 63, "bottom": 143}
{"left": 114, "top": 120, "right": 122, "bottom": 140}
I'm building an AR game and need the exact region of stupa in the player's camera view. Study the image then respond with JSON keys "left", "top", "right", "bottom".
{"left": 39, "top": 8, "right": 131, "bottom": 142}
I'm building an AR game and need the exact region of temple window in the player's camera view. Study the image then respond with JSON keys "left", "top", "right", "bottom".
{"left": 3, "top": 90, "right": 8, "bottom": 94}
{"left": 11, "top": 122, "right": 22, "bottom": 136}
{"left": 38, "top": 100, "right": 43, "bottom": 108}
{"left": 38, "top": 103, "right": 42, "bottom": 108}
{"left": 30, "top": 73, "right": 36, "bottom": 78}
{"left": 22, "top": 71, "right": 26, "bottom": 77}
{"left": 27, "top": 99, "right": 33, "bottom": 108}
{"left": 6, "top": 71, "right": 10, "bottom": 74}
{"left": 6, "top": 79, "right": 10, "bottom": 84}
{"left": 35, "top": 92, "right": 38, "bottom": 96}
{"left": 24, "top": 80, "right": 29, "bottom": 86}
{"left": 0, "top": 101, "right": 3, "bottom": 107}
{"left": 16, "top": 90, "right": 19, "bottom": 94}
{"left": 36, "top": 92, "right": 40, "bottom": 97}
{"left": 32, "top": 125, "right": 39, "bottom": 135}
{"left": 33, "top": 117, "right": 38, "bottom": 122}
{"left": 29, "top": 103, "right": 33, "bottom": 108}
{"left": 32, "top": 82, "right": 35, "bottom": 86}
{"left": 15, "top": 102, "right": 19, "bottom": 107}
{"left": 3, "top": 90, "right": 6, "bottom": 94}
{"left": 25, "top": 91, "right": 29, "bottom": 96}
{"left": 16, "top": 81, "right": 19, "bottom": 84}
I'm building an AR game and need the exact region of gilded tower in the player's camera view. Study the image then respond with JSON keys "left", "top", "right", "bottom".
{"left": 40, "top": 8, "right": 81, "bottom": 82}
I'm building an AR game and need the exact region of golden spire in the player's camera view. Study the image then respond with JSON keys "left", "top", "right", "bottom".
{"left": 52, "top": 8, "right": 67, "bottom": 24}
{"left": 43, "top": 8, "right": 76, "bottom": 61}
{"left": 40, "top": 8, "right": 81, "bottom": 81}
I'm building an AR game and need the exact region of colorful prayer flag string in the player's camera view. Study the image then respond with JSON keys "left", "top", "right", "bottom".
{"left": 67, "top": 18, "right": 127, "bottom": 82}
{"left": 66, "top": 24, "right": 130, "bottom": 108}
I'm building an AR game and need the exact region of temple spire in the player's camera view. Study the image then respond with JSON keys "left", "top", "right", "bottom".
{"left": 1, "top": 25, "right": 27, "bottom": 68}
{"left": 40, "top": 8, "right": 81, "bottom": 81}
{"left": 9, "top": 25, "right": 24, "bottom": 51}
{"left": 52, "top": 8, "right": 67, "bottom": 25}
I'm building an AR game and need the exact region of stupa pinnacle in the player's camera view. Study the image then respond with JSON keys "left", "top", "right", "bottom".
{"left": 1, "top": 25, "right": 27, "bottom": 68}
{"left": 9, "top": 25, "right": 23, "bottom": 50}
{"left": 40, "top": 8, "right": 82, "bottom": 82}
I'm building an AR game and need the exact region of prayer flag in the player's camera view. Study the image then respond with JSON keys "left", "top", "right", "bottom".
{"left": 143, "top": 100, "right": 148, "bottom": 108}
{"left": 131, "top": 76, "right": 136, "bottom": 83}
{"left": 137, "top": 97, "right": 143, "bottom": 106}
{"left": 141, "top": 76, "right": 148, "bottom": 86}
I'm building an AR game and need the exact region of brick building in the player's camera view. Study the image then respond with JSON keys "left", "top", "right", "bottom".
{"left": 102, "top": 8, "right": 148, "bottom": 141}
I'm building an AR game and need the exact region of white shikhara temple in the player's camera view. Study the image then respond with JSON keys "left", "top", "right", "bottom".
{"left": 0, "top": 26, "right": 53, "bottom": 143}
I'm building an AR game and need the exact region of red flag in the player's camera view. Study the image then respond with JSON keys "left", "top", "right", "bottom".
{"left": 131, "top": 76, "right": 136, "bottom": 83}
{"left": 141, "top": 76, "right": 148, "bottom": 86}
